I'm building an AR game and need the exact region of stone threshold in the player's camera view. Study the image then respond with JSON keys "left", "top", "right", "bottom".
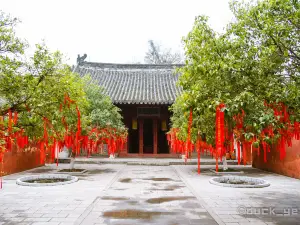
{"left": 74, "top": 160, "right": 239, "bottom": 166}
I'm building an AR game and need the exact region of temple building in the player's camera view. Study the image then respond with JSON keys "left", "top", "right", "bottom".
{"left": 74, "top": 61, "right": 183, "bottom": 157}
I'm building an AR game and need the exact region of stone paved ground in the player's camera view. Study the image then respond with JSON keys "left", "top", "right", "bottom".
{"left": 0, "top": 164, "right": 124, "bottom": 225}
{"left": 0, "top": 162, "right": 300, "bottom": 225}
{"left": 175, "top": 165, "right": 300, "bottom": 225}
{"left": 78, "top": 166, "right": 217, "bottom": 225}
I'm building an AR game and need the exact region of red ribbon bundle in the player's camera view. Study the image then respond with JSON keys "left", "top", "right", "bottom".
{"left": 215, "top": 103, "right": 225, "bottom": 171}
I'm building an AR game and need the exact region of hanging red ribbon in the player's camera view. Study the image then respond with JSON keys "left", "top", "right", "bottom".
{"left": 185, "top": 108, "right": 193, "bottom": 163}
{"left": 237, "top": 141, "right": 241, "bottom": 165}
{"left": 215, "top": 103, "right": 225, "bottom": 172}
{"left": 8, "top": 110, "right": 12, "bottom": 134}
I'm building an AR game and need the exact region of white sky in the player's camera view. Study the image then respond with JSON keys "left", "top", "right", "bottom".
{"left": 1, "top": 0, "right": 234, "bottom": 65}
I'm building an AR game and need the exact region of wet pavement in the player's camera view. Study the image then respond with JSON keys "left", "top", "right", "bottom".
{"left": 78, "top": 166, "right": 217, "bottom": 225}
{"left": 176, "top": 165, "right": 300, "bottom": 225}
{"left": 0, "top": 162, "right": 300, "bottom": 225}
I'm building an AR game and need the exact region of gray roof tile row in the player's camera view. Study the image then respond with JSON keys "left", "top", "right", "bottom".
{"left": 73, "top": 62, "right": 183, "bottom": 105}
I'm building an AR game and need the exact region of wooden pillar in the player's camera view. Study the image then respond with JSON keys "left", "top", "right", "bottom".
{"left": 125, "top": 135, "right": 129, "bottom": 154}
{"left": 153, "top": 119, "right": 158, "bottom": 154}
{"left": 139, "top": 119, "right": 143, "bottom": 154}
{"left": 120, "top": 120, "right": 129, "bottom": 156}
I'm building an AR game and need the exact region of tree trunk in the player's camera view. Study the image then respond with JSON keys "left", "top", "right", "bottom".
{"left": 69, "top": 149, "right": 76, "bottom": 170}
{"left": 223, "top": 158, "right": 228, "bottom": 171}
{"left": 69, "top": 157, "right": 75, "bottom": 170}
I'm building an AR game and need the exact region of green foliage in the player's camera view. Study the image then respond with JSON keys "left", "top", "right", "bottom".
{"left": 0, "top": 10, "right": 125, "bottom": 143}
{"left": 81, "top": 75, "right": 126, "bottom": 135}
{"left": 0, "top": 11, "right": 26, "bottom": 57}
{"left": 0, "top": 42, "right": 88, "bottom": 140}
{"left": 170, "top": 0, "right": 300, "bottom": 145}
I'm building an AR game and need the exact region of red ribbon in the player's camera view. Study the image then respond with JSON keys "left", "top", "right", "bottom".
{"left": 215, "top": 103, "right": 225, "bottom": 171}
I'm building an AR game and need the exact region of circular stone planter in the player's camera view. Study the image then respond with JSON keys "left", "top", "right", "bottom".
{"left": 16, "top": 174, "right": 78, "bottom": 187}
{"left": 209, "top": 176, "right": 270, "bottom": 188}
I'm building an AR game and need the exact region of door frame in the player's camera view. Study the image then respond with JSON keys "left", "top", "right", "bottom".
{"left": 138, "top": 118, "right": 158, "bottom": 155}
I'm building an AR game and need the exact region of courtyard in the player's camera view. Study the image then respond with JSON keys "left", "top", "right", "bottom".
{"left": 1, "top": 160, "right": 300, "bottom": 225}
{"left": 1, "top": 0, "right": 300, "bottom": 224}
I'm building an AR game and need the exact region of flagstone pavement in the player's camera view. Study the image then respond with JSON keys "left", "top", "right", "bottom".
{"left": 0, "top": 162, "right": 300, "bottom": 225}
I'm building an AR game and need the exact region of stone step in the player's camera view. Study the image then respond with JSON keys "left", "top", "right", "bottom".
{"left": 169, "top": 160, "right": 239, "bottom": 165}
{"left": 127, "top": 161, "right": 170, "bottom": 166}
{"left": 71, "top": 158, "right": 240, "bottom": 166}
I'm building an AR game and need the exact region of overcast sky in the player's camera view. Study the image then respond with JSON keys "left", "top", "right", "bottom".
{"left": 1, "top": 0, "right": 234, "bottom": 65}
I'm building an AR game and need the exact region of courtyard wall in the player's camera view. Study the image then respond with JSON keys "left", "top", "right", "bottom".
{"left": 1, "top": 146, "right": 43, "bottom": 176}
{"left": 252, "top": 139, "right": 300, "bottom": 179}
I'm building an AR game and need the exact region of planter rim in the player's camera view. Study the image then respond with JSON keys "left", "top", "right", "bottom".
{"left": 209, "top": 176, "right": 270, "bottom": 188}
{"left": 16, "top": 174, "right": 78, "bottom": 186}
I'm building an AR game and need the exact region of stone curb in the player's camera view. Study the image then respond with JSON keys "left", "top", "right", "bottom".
{"left": 55, "top": 169, "right": 88, "bottom": 175}
{"left": 16, "top": 174, "right": 78, "bottom": 187}
{"left": 209, "top": 169, "right": 244, "bottom": 175}
{"left": 75, "top": 160, "right": 239, "bottom": 166}
{"left": 169, "top": 161, "right": 239, "bottom": 165}
{"left": 75, "top": 160, "right": 127, "bottom": 165}
{"left": 127, "top": 162, "right": 169, "bottom": 166}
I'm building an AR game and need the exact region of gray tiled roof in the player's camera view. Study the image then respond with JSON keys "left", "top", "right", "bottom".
{"left": 73, "top": 62, "right": 183, "bottom": 105}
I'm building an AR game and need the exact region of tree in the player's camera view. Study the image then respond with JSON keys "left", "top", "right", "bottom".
{"left": 0, "top": 45, "right": 88, "bottom": 141}
{"left": 169, "top": 0, "right": 300, "bottom": 163}
{"left": 144, "top": 40, "right": 184, "bottom": 64}
{"left": 83, "top": 76, "right": 125, "bottom": 132}
{"left": 0, "top": 11, "right": 127, "bottom": 166}
{"left": 0, "top": 11, "right": 86, "bottom": 142}
{"left": 0, "top": 11, "right": 26, "bottom": 66}
{"left": 62, "top": 75, "right": 127, "bottom": 168}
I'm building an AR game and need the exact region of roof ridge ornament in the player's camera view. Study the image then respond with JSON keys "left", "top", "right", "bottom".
{"left": 77, "top": 54, "right": 87, "bottom": 65}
